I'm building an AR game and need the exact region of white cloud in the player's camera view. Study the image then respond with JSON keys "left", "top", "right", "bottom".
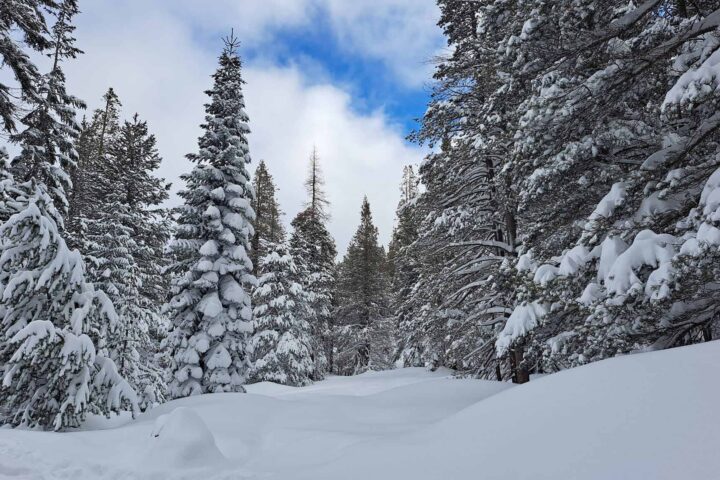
{"left": 322, "top": 0, "right": 444, "bottom": 87}
{"left": 151, "top": 0, "right": 445, "bottom": 88}
{"left": 245, "top": 65, "right": 423, "bottom": 254}
{"left": 63, "top": 0, "right": 428, "bottom": 255}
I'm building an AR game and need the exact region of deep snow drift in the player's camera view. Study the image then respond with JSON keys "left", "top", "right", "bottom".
{"left": 1, "top": 342, "right": 718, "bottom": 479}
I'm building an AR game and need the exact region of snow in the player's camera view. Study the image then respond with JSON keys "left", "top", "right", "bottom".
{"left": 583, "top": 181, "right": 627, "bottom": 235}
{"left": 496, "top": 302, "right": 549, "bottom": 354}
{"left": 144, "top": 408, "right": 227, "bottom": 470}
{"left": 2, "top": 343, "right": 720, "bottom": 479}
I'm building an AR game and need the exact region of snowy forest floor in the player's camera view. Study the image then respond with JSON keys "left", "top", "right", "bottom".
{"left": 1, "top": 341, "right": 719, "bottom": 479}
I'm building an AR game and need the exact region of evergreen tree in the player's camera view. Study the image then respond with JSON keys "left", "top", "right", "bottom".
{"left": 0, "top": 184, "right": 137, "bottom": 430}
{"left": 497, "top": 0, "right": 720, "bottom": 372}
{"left": 0, "top": 2, "right": 138, "bottom": 429}
{"left": 67, "top": 88, "right": 122, "bottom": 248}
{"left": 66, "top": 89, "right": 171, "bottom": 408}
{"left": 165, "top": 33, "right": 256, "bottom": 398}
{"left": 0, "top": 0, "right": 57, "bottom": 133}
{"left": 334, "top": 197, "right": 391, "bottom": 374}
{"left": 9, "top": 0, "right": 85, "bottom": 216}
{"left": 249, "top": 242, "right": 314, "bottom": 386}
{"left": 94, "top": 114, "right": 171, "bottom": 409}
{"left": 387, "top": 165, "right": 420, "bottom": 282}
{"left": 251, "top": 160, "right": 285, "bottom": 272}
{"left": 290, "top": 148, "right": 336, "bottom": 377}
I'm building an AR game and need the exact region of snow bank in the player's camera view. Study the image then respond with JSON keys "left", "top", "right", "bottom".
{"left": 143, "top": 407, "right": 228, "bottom": 470}
{"left": 0, "top": 345, "right": 718, "bottom": 479}
{"left": 309, "top": 342, "right": 720, "bottom": 480}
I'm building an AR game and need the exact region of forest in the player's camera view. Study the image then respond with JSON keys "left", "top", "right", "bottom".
{"left": 0, "top": 0, "right": 718, "bottom": 478}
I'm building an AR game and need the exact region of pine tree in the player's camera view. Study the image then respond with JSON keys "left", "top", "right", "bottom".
{"left": 0, "top": 1, "right": 138, "bottom": 429}
{"left": 165, "top": 33, "right": 256, "bottom": 398}
{"left": 90, "top": 114, "right": 171, "bottom": 409}
{"left": 0, "top": 184, "right": 138, "bottom": 430}
{"left": 113, "top": 115, "right": 172, "bottom": 407}
{"left": 290, "top": 148, "right": 336, "bottom": 377}
{"left": 497, "top": 1, "right": 720, "bottom": 372}
{"left": 0, "top": 0, "right": 58, "bottom": 133}
{"left": 65, "top": 88, "right": 170, "bottom": 408}
{"left": 334, "top": 197, "right": 391, "bottom": 374}
{"left": 9, "top": 0, "right": 85, "bottom": 216}
{"left": 387, "top": 165, "right": 420, "bottom": 282}
{"left": 251, "top": 160, "right": 285, "bottom": 272}
{"left": 249, "top": 242, "right": 314, "bottom": 386}
{"left": 67, "top": 88, "right": 122, "bottom": 249}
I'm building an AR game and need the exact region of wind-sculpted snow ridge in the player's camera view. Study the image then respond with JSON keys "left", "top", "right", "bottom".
{"left": 0, "top": 345, "right": 718, "bottom": 479}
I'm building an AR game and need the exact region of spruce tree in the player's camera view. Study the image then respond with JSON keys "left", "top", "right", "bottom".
{"left": 251, "top": 160, "right": 285, "bottom": 272}
{"left": 0, "top": 1, "right": 138, "bottom": 429}
{"left": 67, "top": 88, "right": 122, "bottom": 249}
{"left": 387, "top": 165, "right": 420, "bottom": 282}
{"left": 334, "top": 197, "right": 391, "bottom": 374}
{"left": 0, "top": 0, "right": 57, "bottom": 133}
{"left": 249, "top": 242, "right": 314, "bottom": 386}
{"left": 66, "top": 89, "right": 170, "bottom": 408}
{"left": 290, "top": 148, "right": 336, "bottom": 377}
{"left": 0, "top": 184, "right": 138, "bottom": 430}
{"left": 165, "top": 33, "right": 256, "bottom": 397}
{"left": 9, "top": 0, "right": 85, "bottom": 216}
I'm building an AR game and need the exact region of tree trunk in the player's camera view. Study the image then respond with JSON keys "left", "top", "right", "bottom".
{"left": 509, "top": 344, "right": 530, "bottom": 384}
{"left": 702, "top": 324, "right": 713, "bottom": 342}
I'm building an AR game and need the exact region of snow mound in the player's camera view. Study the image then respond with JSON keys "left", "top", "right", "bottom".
{"left": 144, "top": 407, "right": 227, "bottom": 469}
{"left": 309, "top": 342, "right": 720, "bottom": 480}
{"left": 0, "top": 348, "right": 717, "bottom": 479}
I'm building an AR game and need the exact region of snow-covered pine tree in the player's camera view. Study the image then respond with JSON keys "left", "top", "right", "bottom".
{"left": 387, "top": 166, "right": 422, "bottom": 363}
{"left": 0, "top": 183, "right": 138, "bottom": 430}
{"left": 387, "top": 165, "right": 420, "bottom": 282}
{"left": 290, "top": 148, "right": 336, "bottom": 377}
{"left": 165, "top": 33, "right": 256, "bottom": 398}
{"left": 334, "top": 197, "right": 392, "bottom": 374}
{"left": 0, "top": 0, "right": 57, "bottom": 133}
{"left": 398, "top": 0, "right": 526, "bottom": 379}
{"left": 92, "top": 114, "right": 171, "bottom": 409}
{"left": 67, "top": 88, "right": 122, "bottom": 249}
{"left": 249, "top": 242, "right": 314, "bottom": 386}
{"left": 251, "top": 160, "right": 285, "bottom": 272}
{"left": 9, "top": 0, "right": 84, "bottom": 216}
{"left": 0, "top": 1, "right": 137, "bottom": 429}
{"left": 497, "top": 1, "right": 720, "bottom": 372}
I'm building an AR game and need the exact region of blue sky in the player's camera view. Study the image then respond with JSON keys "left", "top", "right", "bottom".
{"left": 63, "top": 0, "right": 444, "bottom": 255}
{"left": 239, "top": 18, "right": 432, "bottom": 134}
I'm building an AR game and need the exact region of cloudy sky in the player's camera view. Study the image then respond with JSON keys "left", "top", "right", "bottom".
{"left": 63, "top": 0, "right": 444, "bottom": 256}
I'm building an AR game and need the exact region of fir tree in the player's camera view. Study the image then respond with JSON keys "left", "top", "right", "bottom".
{"left": 0, "top": 2, "right": 138, "bottom": 429}
{"left": 387, "top": 165, "right": 420, "bottom": 282}
{"left": 0, "top": 184, "right": 138, "bottom": 430}
{"left": 251, "top": 160, "right": 285, "bottom": 272}
{"left": 65, "top": 89, "right": 170, "bottom": 408}
{"left": 290, "top": 148, "right": 336, "bottom": 377}
{"left": 334, "top": 197, "right": 391, "bottom": 374}
{"left": 165, "top": 33, "right": 256, "bottom": 398}
{"left": 9, "top": 0, "right": 85, "bottom": 216}
{"left": 249, "top": 242, "right": 314, "bottom": 386}
{"left": 67, "top": 88, "right": 122, "bottom": 248}
{"left": 0, "top": 0, "right": 57, "bottom": 133}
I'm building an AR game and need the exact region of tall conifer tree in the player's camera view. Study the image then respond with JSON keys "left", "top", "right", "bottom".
{"left": 290, "top": 148, "right": 336, "bottom": 377}
{"left": 249, "top": 242, "right": 314, "bottom": 386}
{"left": 334, "top": 197, "right": 391, "bottom": 374}
{"left": 251, "top": 160, "right": 285, "bottom": 272}
{"left": 165, "top": 33, "right": 256, "bottom": 397}
{"left": 0, "top": 0, "right": 138, "bottom": 430}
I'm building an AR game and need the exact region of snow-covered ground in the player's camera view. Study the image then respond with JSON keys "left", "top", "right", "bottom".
{"left": 1, "top": 341, "right": 718, "bottom": 479}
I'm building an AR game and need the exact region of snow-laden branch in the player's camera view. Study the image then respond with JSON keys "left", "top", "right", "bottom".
{"left": 449, "top": 240, "right": 515, "bottom": 254}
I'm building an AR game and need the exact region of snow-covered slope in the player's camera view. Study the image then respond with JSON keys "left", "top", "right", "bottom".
{"left": 1, "top": 342, "right": 718, "bottom": 479}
